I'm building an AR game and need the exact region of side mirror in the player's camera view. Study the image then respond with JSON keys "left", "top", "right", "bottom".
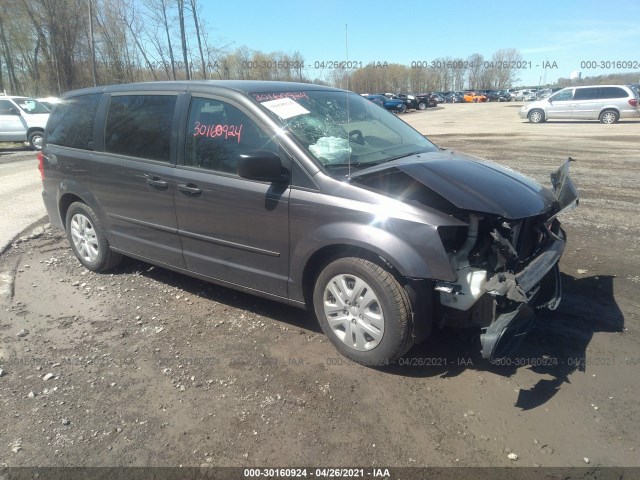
{"left": 237, "top": 151, "right": 289, "bottom": 183}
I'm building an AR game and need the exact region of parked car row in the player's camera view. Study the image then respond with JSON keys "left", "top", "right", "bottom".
{"left": 363, "top": 83, "right": 639, "bottom": 124}
{"left": 363, "top": 92, "right": 439, "bottom": 113}
{"left": 430, "top": 90, "right": 512, "bottom": 103}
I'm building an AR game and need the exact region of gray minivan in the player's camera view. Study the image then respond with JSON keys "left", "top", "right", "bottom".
{"left": 519, "top": 84, "right": 640, "bottom": 124}
{"left": 40, "top": 81, "right": 578, "bottom": 365}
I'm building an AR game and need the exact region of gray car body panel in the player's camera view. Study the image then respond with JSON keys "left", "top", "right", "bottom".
{"left": 350, "top": 150, "right": 558, "bottom": 219}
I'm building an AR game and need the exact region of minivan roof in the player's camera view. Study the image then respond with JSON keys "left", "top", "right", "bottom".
{"left": 62, "top": 80, "right": 343, "bottom": 99}
{"left": 567, "top": 84, "right": 631, "bottom": 89}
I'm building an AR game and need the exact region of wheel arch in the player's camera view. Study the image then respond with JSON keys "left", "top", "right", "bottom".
{"left": 26, "top": 126, "right": 44, "bottom": 137}
{"left": 58, "top": 192, "right": 85, "bottom": 227}
{"left": 57, "top": 188, "right": 116, "bottom": 246}
{"left": 293, "top": 221, "right": 455, "bottom": 306}
{"left": 301, "top": 243, "right": 404, "bottom": 308}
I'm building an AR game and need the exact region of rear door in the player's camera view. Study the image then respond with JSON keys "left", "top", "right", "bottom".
{"left": 571, "top": 87, "right": 602, "bottom": 120}
{"left": 90, "top": 92, "right": 185, "bottom": 268}
{"left": 173, "top": 95, "right": 290, "bottom": 297}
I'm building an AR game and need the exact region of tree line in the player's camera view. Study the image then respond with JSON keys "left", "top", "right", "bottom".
{"left": 3, "top": 1, "right": 634, "bottom": 97}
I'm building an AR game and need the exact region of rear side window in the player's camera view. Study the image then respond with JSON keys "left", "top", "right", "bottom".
{"left": 573, "top": 88, "right": 598, "bottom": 100}
{"left": 598, "top": 87, "right": 628, "bottom": 99}
{"left": 46, "top": 94, "right": 101, "bottom": 150}
{"left": 105, "top": 95, "right": 177, "bottom": 162}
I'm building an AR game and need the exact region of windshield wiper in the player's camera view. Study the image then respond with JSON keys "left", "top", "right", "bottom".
{"left": 323, "top": 161, "right": 380, "bottom": 169}
{"left": 381, "top": 151, "right": 425, "bottom": 164}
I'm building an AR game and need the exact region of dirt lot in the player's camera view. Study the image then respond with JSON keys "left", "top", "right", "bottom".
{"left": 1, "top": 103, "right": 639, "bottom": 470}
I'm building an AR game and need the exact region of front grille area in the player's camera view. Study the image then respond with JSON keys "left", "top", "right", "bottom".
{"left": 515, "top": 216, "right": 546, "bottom": 261}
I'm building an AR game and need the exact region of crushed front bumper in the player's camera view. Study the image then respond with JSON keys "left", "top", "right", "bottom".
{"left": 479, "top": 159, "right": 578, "bottom": 361}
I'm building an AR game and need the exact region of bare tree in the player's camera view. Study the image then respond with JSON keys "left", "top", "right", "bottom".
{"left": 187, "top": 0, "right": 206, "bottom": 79}
{"left": 142, "top": 0, "right": 176, "bottom": 79}
{"left": 492, "top": 48, "right": 522, "bottom": 89}
{"left": 176, "top": 0, "right": 190, "bottom": 79}
{"left": 0, "top": 10, "right": 21, "bottom": 92}
{"left": 467, "top": 53, "right": 484, "bottom": 89}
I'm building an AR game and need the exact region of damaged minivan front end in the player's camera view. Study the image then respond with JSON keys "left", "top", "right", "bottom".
{"left": 251, "top": 86, "right": 579, "bottom": 364}
{"left": 353, "top": 156, "right": 579, "bottom": 361}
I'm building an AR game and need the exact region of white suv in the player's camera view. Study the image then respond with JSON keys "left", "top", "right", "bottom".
{"left": 0, "top": 96, "right": 50, "bottom": 149}
{"left": 519, "top": 85, "right": 640, "bottom": 124}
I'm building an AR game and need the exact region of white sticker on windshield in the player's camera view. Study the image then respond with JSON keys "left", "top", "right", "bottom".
{"left": 261, "top": 97, "right": 309, "bottom": 119}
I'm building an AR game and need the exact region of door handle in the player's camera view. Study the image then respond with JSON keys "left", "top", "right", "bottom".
{"left": 146, "top": 178, "right": 169, "bottom": 190}
{"left": 177, "top": 183, "right": 202, "bottom": 196}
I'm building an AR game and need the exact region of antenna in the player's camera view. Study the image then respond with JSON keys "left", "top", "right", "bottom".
{"left": 345, "top": 23, "right": 349, "bottom": 90}
{"left": 346, "top": 23, "right": 351, "bottom": 179}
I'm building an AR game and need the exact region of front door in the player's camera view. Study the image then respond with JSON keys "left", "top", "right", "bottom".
{"left": 173, "top": 95, "right": 290, "bottom": 297}
{"left": 545, "top": 88, "right": 574, "bottom": 119}
{"left": 0, "top": 99, "right": 25, "bottom": 141}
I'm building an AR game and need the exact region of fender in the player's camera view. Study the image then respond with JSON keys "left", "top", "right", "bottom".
{"left": 55, "top": 178, "right": 119, "bottom": 248}
{"left": 288, "top": 219, "right": 458, "bottom": 302}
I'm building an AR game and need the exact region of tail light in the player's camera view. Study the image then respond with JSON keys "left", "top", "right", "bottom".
{"left": 37, "top": 151, "right": 44, "bottom": 180}
{"left": 629, "top": 98, "right": 638, "bottom": 107}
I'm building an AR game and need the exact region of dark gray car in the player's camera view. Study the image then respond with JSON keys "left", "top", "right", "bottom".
{"left": 39, "top": 81, "right": 578, "bottom": 365}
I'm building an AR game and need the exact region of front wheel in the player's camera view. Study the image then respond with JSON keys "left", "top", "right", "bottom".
{"left": 418, "top": 102, "right": 427, "bottom": 110}
{"left": 528, "top": 109, "right": 545, "bottom": 123}
{"left": 65, "top": 202, "right": 122, "bottom": 272}
{"left": 313, "top": 257, "right": 413, "bottom": 365}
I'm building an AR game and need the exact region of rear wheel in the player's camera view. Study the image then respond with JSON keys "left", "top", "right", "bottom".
{"left": 418, "top": 102, "right": 427, "bottom": 110}
{"left": 65, "top": 202, "right": 122, "bottom": 272}
{"left": 599, "top": 110, "right": 619, "bottom": 124}
{"left": 28, "top": 130, "right": 44, "bottom": 150}
{"left": 528, "top": 109, "right": 545, "bottom": 123}
{"left": 313, "top": 257, "right": 414, "bottom": 366}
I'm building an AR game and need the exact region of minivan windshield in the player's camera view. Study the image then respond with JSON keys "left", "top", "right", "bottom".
{"left": 14, "top": 98, "right": 50, "bottom": 114}
{"left": 251, "top": 90, "right": 438, "bottom": 171}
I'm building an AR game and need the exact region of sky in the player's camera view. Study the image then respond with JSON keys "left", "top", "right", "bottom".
{"left": 197, "top": 0, "right": 640, "bottom": 87}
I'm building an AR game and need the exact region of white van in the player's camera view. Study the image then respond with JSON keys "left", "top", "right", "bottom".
{"left": 519, "top": 85, "right": 640, "bottom": 124}
{"left": 0, "top": 96, "right": 50, "bottom": 149}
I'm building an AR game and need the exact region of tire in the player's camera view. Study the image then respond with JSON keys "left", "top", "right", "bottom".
{"left": 313, "top": 257, "right": 414, "bottom": 366}
{"left": 418, "top": 102, "right": 427, "bottom": 110}
{"left": 599, "top": 110, "right": 619, "bottom": 124}
{"left": 528, "top": 109, "right": 545, "bottom": 123}
{"left": 398, "top": 104, "right": 407, "bottom": 114}
{"left": 65, "top": 202, "right": 122, "bottom": 272}
{"left": 28, "top": 130, "right": 44, "bottom": 150}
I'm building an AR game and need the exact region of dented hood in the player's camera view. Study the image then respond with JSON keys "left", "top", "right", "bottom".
{"left": 353, "top": 151, "right": 559, "bottom": 219}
